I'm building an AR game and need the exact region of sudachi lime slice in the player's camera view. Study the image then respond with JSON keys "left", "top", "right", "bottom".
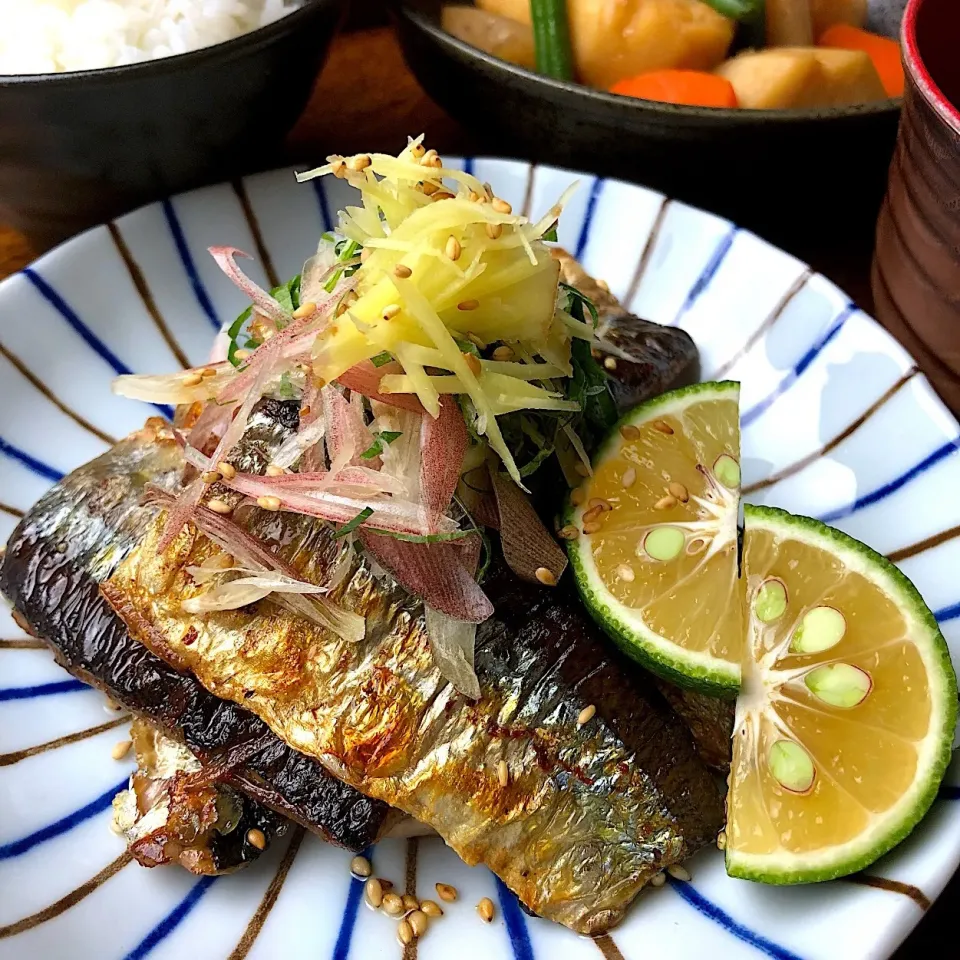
{"left": 726, "top": 505, "right": 958, "bottom": 883}
{"left": 566, "top": 381, "right": 743, "bottom": 696}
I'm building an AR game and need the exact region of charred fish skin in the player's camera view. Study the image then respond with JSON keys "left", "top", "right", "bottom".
{"left": 104, "top": 494, "right": 724, "bottom": 934}
{"left": 0, "top": 424, "right": 389, "bottom": 854}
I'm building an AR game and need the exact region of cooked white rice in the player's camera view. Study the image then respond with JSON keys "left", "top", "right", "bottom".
{"left": 0, "top": 0, "right": 303, "bottom": 75}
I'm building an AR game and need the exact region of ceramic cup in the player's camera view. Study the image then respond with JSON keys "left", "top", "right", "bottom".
{"left": 872, "top": 0, "right": 960, "bottom": 415}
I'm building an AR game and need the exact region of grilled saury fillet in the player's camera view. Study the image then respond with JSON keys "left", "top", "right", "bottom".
{"left": 97, "top": 406, "right": 724, "bottom": 934}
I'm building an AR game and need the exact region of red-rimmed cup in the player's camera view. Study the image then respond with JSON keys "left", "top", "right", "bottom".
{"left": 872, "top": 0, "right": 960, "bottom": 415}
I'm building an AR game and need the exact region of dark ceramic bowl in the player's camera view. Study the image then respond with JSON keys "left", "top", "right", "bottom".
{"left": 0, "top": 0, "right": 346, "bottom": 247}
{"left": 395, "top": 0, "right": 902, "bottom": 250}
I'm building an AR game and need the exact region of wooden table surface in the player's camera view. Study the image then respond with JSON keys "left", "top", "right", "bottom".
{"left": 0, "top": 22, "right": 953, "bottom": 958}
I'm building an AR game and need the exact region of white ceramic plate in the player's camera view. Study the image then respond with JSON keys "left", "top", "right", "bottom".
{"left": 1, "top": 159, "right": 958, "bottom": 960}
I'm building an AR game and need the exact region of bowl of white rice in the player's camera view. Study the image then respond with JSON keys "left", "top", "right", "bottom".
{"left": 0, "top": 0, "right": 345, "bottom": 244}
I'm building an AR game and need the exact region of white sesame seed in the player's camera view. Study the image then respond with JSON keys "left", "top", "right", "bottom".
{"left": 382, "top": 893, "right": 404, "bottom": 916}
{"left": 420, "top": 900, "right": 443, "bottom": 918}
{"left": 435, "top": 883, "right": 458, "bottom": 902}
{"left": 393, "top": 264, "right": 413, "bottom": 279}
{"left": 397, "top": 919, "right": 414, "bottom": 945}
{"left": 182, "top": 372, "right": 203, "bottom": 387}
{"left": 621, "top": 467, "right": 637, "bottom": 489}
{"left": 217, "top": 462, "right": 236, "bottom": 480}
{"left": 667, "top": 864, "right": 691, "bottom": 882}
{"left": 111, "top": 740, "right": 132, "bottom": 760}
{"left": 365, "top": 877, "right": 384, "bottom": 908}
{"left": 408, "top": 909, "right": 429, "bottom": 937}
{"left": 207, "top": 498, "right": 232, "bottom": 515}
{"left": 402, "top": 894, "right": 420, "bottom": 912}
{"left": 717, "top": 830, "right": 727, "bottom": 851}
{"left": 498, "top": 759, "right": 509, "bottom": 787}
{"left": 577, "top": 704, "right": 596, "bottom": 726}
{"left": 603, "top": 356, "right": 618, "bottom": 371}
{"left": 350, "top": 855, "right": 372, "bottom": 878}
{"left": 617, "top": 564, "right": 635, "bottom": 582}
{"left": 477, "top": 897, "right": 495, "bottom": 922}
{"left": 445, "top": 236, "right": 462, "bottom": 261}
{"left": 292, "top": 301, "right": 316, "bottom": 319}
{"left": 256, "top": 496, "right": 282, "bottom": 512}
{"left": 246, "top": 828, "right": 266, "bottom": 850}
{"left": 535, "top": 567, "right": 557, "bottom": 586}
{"left": 650, "top": 872, "right": 666, "bottom": 887}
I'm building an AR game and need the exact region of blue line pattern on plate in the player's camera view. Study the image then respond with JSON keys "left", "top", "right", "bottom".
{"left": 312, "top": 179, "right": 334, "bottom": 233}
{"left": 330, "top": 849, "right": 370, "bottom": 960}
{"left": 941, "top": 786, "right": 960, "bottom": 800}
{"left": 495, "top": 877, "right": 535, "bottom": 960}
{"left": 0, "top": 679, "right": 87, "bottom": 702}
{"left": 0, "top": 777, "right": 127, "bottom": 860}
{"left": 673, "top": 226, "right": 738, "bottom": 327}
{"left": 463, "top": 157, "right": 474, "bottom": 176}
{"left": 160, "top": 198, "right": 220, "bottom": 332}
{"left": 574, "top": 178, "right": 603, "bottom": 262}
{"left": 669, "top": 880, "right": 804, "bottom": 960}
{"left": 21, "top": 267, "right": 173, "bottom": 419}
{"left": 935, "top": 601, "right": 960, "bottom": 624}
{"left": 121, "top": 876, "right": 217, "bottom": 960}
{"left": 740, "top": 304, "right": 854, "bottom": 429}
{"left": 817, "top": 437, "right": 960, "bottom": 525}
{"left": 0, "top": 434, "right": 65, "bottom": 483}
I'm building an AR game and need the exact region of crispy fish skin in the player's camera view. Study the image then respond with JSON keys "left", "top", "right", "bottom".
{"left": 0, "top": 422, "right": 389, "bottom": 854}
{"left": 104, "top": 498, "right": 724, "bottom": 933}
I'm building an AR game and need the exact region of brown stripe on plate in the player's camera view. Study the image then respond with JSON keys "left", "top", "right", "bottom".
{"left": 0, "top": 341, "right": 117, "bottom": 446}
{"left": 888, "top": 522, "right": 960, "bottom": 563}
{"left": 0, "top": 714, "right": 130, "bottom": 767}
{"left": 593, "top": 933, "right": 628, "bottom": 960}
{"left": 0, "top": 638, "right": 46, "bottom": 650}
{"left": 521, "top": 164, "right": 538, "bottom": 220}
{"left": 228, "top": 827, "right": 305, "bottom": 960}
{"left": 843, "top": 873, "right": 931, "bottom": 911}
{"left": 711, "top": 269, "right": 813, "bottom": 381}
{"left": 107, "top": 222, "right": 190, "bottom": 370}
{"left": 402, "top": 837, "right": 420, "bottom": 960}
{"left": 743, "top": 367, "right": 920, "bottom": 495}
{"left": 0, "top": 500, "right": 25, "bottom": 519}
{"left": 231, "top": 179, "right": 280, "bottom": 290}
{"left": 623, "top": 198, "right": 670, "bottom": 310}
{"left": 0, "top": 851, "right": 133, "bottom": 938}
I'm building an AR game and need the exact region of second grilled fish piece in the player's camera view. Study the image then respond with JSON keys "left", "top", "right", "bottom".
{"left": 0, "top": 421, "right": 390, "bottom": 855}
{"left": 102, "top": 449, "right": 724, "bottom": 934}
{"left": 553, "top": 248, "right": 701, "bottom": 409}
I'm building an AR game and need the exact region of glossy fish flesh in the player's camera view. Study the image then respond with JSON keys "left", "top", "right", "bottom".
{"left": 101, "top": 414, "right": 724, "bottom": 934}
{"left": 0, "top": 421, "right": 391, "bottom": 856}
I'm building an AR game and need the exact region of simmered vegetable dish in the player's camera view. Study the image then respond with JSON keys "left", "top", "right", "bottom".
{"left": 442, "top": 0, "right": 904, "bottom": 108}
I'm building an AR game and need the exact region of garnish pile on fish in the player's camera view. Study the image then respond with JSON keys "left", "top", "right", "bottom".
{"left": 0, "top": 141, "right": 726, "bottom": 932}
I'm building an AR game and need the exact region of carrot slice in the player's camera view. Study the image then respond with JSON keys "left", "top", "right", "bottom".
{"left": 818, "top": 24, "right": 904, "bottom": 97}
{"left": 609, "top": 70, "right": 739, "bottom": 108}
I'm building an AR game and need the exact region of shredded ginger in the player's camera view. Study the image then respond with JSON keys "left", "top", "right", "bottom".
{"left": 297, "top": 137, "right": 587, "bottom": 485}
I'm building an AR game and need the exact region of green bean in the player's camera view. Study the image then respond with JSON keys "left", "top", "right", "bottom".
{"left": 529, "top": 0, "right": 574, "bottom": 82}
